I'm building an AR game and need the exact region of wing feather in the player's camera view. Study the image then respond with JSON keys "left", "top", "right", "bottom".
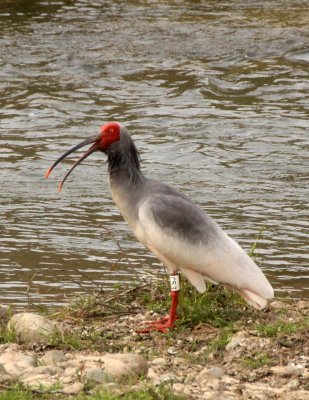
{"left": 138, "top": 194, "right": 273, "bottom": 305}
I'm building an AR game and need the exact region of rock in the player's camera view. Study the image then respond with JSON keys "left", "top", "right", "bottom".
{"left": 40, "top": 350, "right": 67, "bottom": 366}
{"left": 203, "top": 391, "right": 236, "bottom": 400}
{"left": 198, "top": 367, "right": 224, "bottom": 382}
{"left": 281, "top": 391, "right": 309, "bottom": 400}
{"left": 284, "top": 378, "right": 300, "bottom": 390}
{"left": 102, "top": 353, "right": 148, "bottom": 380}
{"left": 19, "top": 366, "right": 61, "bottom": 388}
{"left": 21, "top": 375, "right": 58, "bottom": 389}
{"left": 0, "top": 363, "right": 15, "bottom": 384}
{"left": 296, "top": 300, "right": 308, "bottom": 310}
{"left": 0, "top": 350, "right": 37, "bottom": 378}
{"left": 147, "top": 368, "right": 160, "bottom": 385}
{"left": 0, "top": 373, "right": 15, "bottom": 384}
{"left": 157, "top": 373, "right": 176, "bottom": 384}
{"left": 85, "top": 367, "right": 106, "bottom": 384}
{"left": 172, "top": 357, "right": 186, "bottom": 366}
{"left": 225, "top": 331, "right": 248, "bottom": 351}
{"left": 271, "top": 365, "right": 304, "bottom": 376}
{"left": 173, "top": 383, "right": 185, "bottom": 393}
{"left": 8, "top": 313, "right": 61, "bottom": 344}
{"left": 270, "top": 300, "right": 286, "bottom": 309}
{"left": 62, "top": 382, "right": 85, "bottom": 395}
{"left": 152, "top": 357, "right": 167, "bottom": 366}
{"left": 221, "top": 375, "right": 239, "bottom": 385}
{"left": 0, "top": 343, "right": 20, "bottom": 353}
{"left": 0, "top": 363, "right": 7, "bottom": 374}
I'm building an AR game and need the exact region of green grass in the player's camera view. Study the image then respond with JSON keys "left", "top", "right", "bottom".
{"left": 241, "top": 352, "right": 272, "bottom": 369}
{"left": 207, "top": 326, "right": 234, "bottom": 354}
{"left": 176, "top": 278, "right": 247, "bottom": 330}
{"left": 0, "top": 384, "right": 185, "bottom": 400}
{"left": 255, "top": 318, "right": 309, "bottom": 338}
{"left": 0, "top": 327, "right": 17, "bottom": 344}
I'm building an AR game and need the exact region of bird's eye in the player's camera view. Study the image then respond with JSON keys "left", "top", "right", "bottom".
{"left": 110, "top": 128, "right": 114, "bottom": 134}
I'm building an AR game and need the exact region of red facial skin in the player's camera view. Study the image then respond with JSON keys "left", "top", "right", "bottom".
{"left": 99, "top": 122, "right": 121, "bottom": 150}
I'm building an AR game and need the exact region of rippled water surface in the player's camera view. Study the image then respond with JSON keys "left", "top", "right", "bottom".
{"left": 0, "top": 0, "right": 308, "bottom": 307}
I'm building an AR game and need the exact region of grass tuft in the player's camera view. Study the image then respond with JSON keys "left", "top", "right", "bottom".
{"left": 241, "top": 352, "right": 272, "bottom": 369}
{"left": 255, "top": 319, "right": 309, "bottom": 338}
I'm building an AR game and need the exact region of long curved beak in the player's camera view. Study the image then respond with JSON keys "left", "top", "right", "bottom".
{"left": 45, "top": 133, "right": 101, "bottom": 192}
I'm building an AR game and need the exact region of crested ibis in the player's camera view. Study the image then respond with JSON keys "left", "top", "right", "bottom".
{"left": 46, "top": 122, "right": 274, "bottom": 332}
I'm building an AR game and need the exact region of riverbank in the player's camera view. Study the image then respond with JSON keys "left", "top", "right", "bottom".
{"left": 0, "top": 280, "right": 308, "bottom": 399}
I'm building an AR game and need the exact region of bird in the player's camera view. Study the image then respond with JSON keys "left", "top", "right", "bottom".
{"left": 45, "top": 122, "right": 274, "bottom": 333}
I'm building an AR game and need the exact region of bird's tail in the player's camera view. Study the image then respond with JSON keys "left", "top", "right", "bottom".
{"left": 234, "top": 288, "right": 270, "bottom": 310}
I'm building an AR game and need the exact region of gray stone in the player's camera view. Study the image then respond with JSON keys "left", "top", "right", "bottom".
{"left": 8, "top": 313, "right": 61, "bottom": 344}
{"left": 85, "top": 367, "right": 106, "bottom": 384}
{"left": 199, "top": 367, "right": 224, "bottom": 382}
{"left": 40, "top": 350, "right": 67, "bottom": 366}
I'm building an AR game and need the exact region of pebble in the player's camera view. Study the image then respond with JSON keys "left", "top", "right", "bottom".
{"left": 271, "top": 365, "right": 304, "bottom": 376}
{"left": 62, "top": 382, "right": 85, "bottom": 395}
{"left": 172, "top": 357, "right": 186, "bottom": 366}
{"left": 103, "top": 353, "right": 148, "bottom": 379}
{"left": 198, "top": 367, "right": 224, "bottom": 382}
{"left": 270, "top": 300, "right": 287, "bottom": 309}
{"left": 173, "top": 383, "right": 185, "bottom": 393}
{"left": 152, "top": 357, "right": 167, "bottom": 366}
{"left": 225, "top": 331, "right": 247, "bottom": 351}
{"left": 147, "top": 367, "right": 160, "bottom": 385}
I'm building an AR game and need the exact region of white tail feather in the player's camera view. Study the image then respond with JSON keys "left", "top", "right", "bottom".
{"left": 181, "top": 268, "right": 206, "bottom": 293}
{"left": 235, "top": 288, "right": 268, "bottom": 310}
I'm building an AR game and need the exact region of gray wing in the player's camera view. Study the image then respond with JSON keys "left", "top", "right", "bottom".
{"left": 138, "top": 189, "right": 273, "bottom": 307}
{"left": 143, "top": 192, "right": 219, "bottom": 246}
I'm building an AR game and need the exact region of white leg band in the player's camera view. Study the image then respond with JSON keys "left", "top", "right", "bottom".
{"left": 170, "top": 274, "right": 180, "bottom": 291}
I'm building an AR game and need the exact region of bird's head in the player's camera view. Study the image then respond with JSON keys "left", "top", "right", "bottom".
{"left": 45, "top": 122, "right": 124, "bottom": 191}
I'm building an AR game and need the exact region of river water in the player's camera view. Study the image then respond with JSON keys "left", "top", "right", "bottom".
{"left": 0, "top": 0, "right": 308, "bottom": 307}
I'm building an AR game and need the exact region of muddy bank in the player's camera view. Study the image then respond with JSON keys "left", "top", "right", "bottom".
{"left": 0, "top": 288, "right": 308, "bottom": 399}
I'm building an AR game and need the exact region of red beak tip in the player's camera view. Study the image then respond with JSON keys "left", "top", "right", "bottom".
{"left": 45, "top": 168, "right": 52, "bottom": 179}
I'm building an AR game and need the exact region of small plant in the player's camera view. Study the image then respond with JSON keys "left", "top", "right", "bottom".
{"left": 255, "top": 319, "right": 309, "bottom": 338}
{"left": 248, "top": 225, "right": 266, "bottom": 260}
{"left": 0, "top": 326, "right": 17, "bottom": 344}
{"left": 177, "top": 277, "right": 247, "bottom": 330}
{"left": 241, "top": 352, "right": 271, "bottom": 369}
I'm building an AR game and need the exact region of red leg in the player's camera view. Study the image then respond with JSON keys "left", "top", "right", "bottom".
{"left": 137, "top": 274, "right": 180, "bottom": 334}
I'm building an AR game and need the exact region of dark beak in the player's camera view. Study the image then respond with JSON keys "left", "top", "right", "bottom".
{"left": 45, "top": 133, "right": 101, "bottom": 192}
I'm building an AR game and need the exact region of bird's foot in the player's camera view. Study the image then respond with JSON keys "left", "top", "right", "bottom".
{"left": 136, "top": 315, "right": 176, "bottom": 334}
